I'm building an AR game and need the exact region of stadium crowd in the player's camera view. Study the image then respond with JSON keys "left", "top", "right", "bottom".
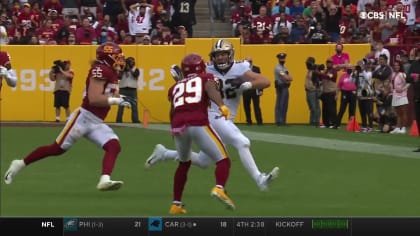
{"left": 0, "top": 0, "right": 418, "bottom": 45}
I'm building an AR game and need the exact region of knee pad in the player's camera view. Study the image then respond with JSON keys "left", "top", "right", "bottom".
{"left": 103, "top": 139, "right": 121, "bottom": 155}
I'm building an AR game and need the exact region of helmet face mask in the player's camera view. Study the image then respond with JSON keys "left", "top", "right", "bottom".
{"left": 181, "top": 53, "right": 206, "bottom": 77}
{"left": 96, "top": 42, "right": 126, "bottom": 72}
{"left": 210, "top": 39, "right": 234, "bottom": 71}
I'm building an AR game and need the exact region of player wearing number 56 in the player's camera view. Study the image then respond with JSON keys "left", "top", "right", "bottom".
{"left": 4, "top": 42, "right": 128, "bottom": 192}
{"left": 146, "top": 39, "right": 279, "bottom": 193}
{"left": 166, "top": 53, "right": 234, "bottom": 214}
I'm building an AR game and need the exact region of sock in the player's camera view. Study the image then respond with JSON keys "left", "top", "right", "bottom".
{"left": 173, "top": 160, "right": 191, "bottom": 202}
{"left": 102, "top": 139, "right": 121, "bottom": 175}
{"left": 215, "top": 158, "right": 230, "bottom": 187}
{"left": 24, "top": 142, "right": 65, "bottom": 165}
{"left": 238, "top": 147, "right": 261, "bottom": 182}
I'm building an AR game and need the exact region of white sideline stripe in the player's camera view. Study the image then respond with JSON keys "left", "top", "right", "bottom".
{"left": 139, "top": 124, "right": 420, "bottom": 160}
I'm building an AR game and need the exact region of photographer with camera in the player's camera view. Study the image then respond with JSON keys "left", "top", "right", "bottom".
{"left": 371, "top": 54, "right": 393, "bottom": 132}
{"left": 320, "top": 59, "right": 338, "bottom": 128}
{"left": 49, "top": 60, "right": 74, "bottom": 122}
{"left": 304, "top": 56, "right": 322, "bottom": 127}
{"left": 116, "top": 57, "right": 140, "bottom": 123}
{"left": 355, "top": 60, "right": 374, "bottom": 132}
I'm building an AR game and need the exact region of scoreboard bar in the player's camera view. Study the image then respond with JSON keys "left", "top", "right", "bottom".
{"left": 1, "top": 217, "right": 420, "bottom": 235}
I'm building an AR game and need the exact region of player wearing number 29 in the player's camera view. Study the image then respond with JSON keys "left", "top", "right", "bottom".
{"left": 146, "top": 39, "right": 280, "bottom": 191}
{"left": 168, "top": 53, "right": 234, "bottom": 214}
{"left": 4, "top": 42, "right": 132, "bottom": 191}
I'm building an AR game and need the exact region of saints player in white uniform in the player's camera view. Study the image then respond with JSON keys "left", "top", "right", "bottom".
{"left": 146, "top": 39, "right": 280, "bottom": 191}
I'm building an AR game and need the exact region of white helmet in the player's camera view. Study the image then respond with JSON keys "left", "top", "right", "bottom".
{"left": 210, "top": 39, "right": 234, "bottom": 71}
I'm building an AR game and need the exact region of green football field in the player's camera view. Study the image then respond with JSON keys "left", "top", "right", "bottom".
{"left": 1, "top": 123, "right": 420, "bottom": 217}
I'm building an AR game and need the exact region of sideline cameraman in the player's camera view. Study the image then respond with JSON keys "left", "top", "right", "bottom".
{"left": 304, "top": 57, "right": 322, "bottom": 127}
{"left": 116, "top": 57, "right": 140, "bottom": 123}
{"left": 355, "top": 60, "right": 374, "bottom": 132}
{"left": 49, "top": 60, "right": 74, "bottom": 122}
{"left": 372, "top": 54, "right": 392, "bottom": 131}
{"left": 320, "top": 59, "right": 338, "bottom": 128}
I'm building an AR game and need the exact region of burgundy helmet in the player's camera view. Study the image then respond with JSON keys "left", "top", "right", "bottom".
{"left": 181, "top": 53, "right": 206, "bottom": 77}
{"left": 96, "top": 42, "right": 125, "bottom": 71}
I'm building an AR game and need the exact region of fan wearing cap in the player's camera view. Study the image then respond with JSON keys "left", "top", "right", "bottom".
{"left": 274, "top": 52, "right": 292, "bottom": 126}
{"left": 331, "top": 43, "right": 351, "bottom": 70}
{"left": 16, "top": 2, "right": 36, "bottom": 36}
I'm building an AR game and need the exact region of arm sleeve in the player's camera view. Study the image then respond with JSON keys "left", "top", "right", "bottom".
{"left": 5, "top": 69, "right": 17, "bottom": 87}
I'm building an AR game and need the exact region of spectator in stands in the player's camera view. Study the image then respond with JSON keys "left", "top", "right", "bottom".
{"left": 323, "top": 0, "right": 342, "bottom": 43}
{"left": 272, "top": 11, "right": 292, "bottom": 36}
{"left": 80, "top": 0, "right": 101, "bottom": 18}
{"left": 75, "top": 16, "right": 97, "bottom": 44}
{"left": 28, "top": 35, "right": 39, "bottom": 44}
{"left": 251, "top": 5, "right": 272, "bottom": 43}
{"left": 17, "top": 2, "right": 35, "bottom": 38}
{"left": 357, "top": 0, "right": 375, "bottom": 12}
{"left": 238, "top": 23, "right": 252, "bottom": 43}
{"left": 44, "top": 0, "right": 63, "bottom": 16}
{"left": 374, "top": 41, "right": 391, "bottom": 65}
{"left": 142, "top": 34, "right": 151, "bottom": 44}
{"left": 212, "top": 0, "right": 227, "bottom": 22}
{"left": 306, "top": 21, "right": 328, "bottom": 43}
{"left": 250, "top": 0, "right": 270, "bottom": 16}
{"left": 56, "top": 15, "right": 75, "bottom": 45}
{"left": 172, "top": 25, "right": 188, "bottom": 45}
{"left": 49, "top": 9, "right": 64, "bottom": 33}
{"left": 128, "top": 2, "right": 154, "bottom": 40}
{"left": 37, "top": 18, "right": 55, "bottom": 44}
{"left": 171, "top": 0, "right": 196, "bottom": 38}
{"left": 302, "top": 0, "right": 324, "bottom": 25}
{"left": 231, "top": 3, "right": 252, "bottom": 36}
{"left": 102, "top": 0, "right": 124, "bottom": 25}
{"left": 272, "top": 0, "right": 290, "bottom": 15}
{"left": 289, "top": 0, "right": 305, "bottom": 18}
{"left": 331, "top": 43, "right": 351, "bottom": 70}
{"left": 272, "top": 25, "right": 292, "bottom": 43}
{"left": 61, "top": 0, "right": 79, "bottom": 18}
{"left": 67, "top": 33, "right": 76, "bottom": 45}
{"left": 290, "top": 15, "right": 308, "bottom": 43}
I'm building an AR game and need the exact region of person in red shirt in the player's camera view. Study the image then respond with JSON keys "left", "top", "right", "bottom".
{"left": 4, "top": 42, "right": 131, "bottom": 191}
{"left": 166, "top": 53, "right": 234, "bottom": 214}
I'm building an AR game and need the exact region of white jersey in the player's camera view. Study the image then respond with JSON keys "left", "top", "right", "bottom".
{"left": 207, "top": 61, "right": 251, "bottom": 120}
{"left": 128, "top": 6, "right": 152, "bottom": 35}
{"left": 400, "top": 0, "right": 416, "bottom": 25}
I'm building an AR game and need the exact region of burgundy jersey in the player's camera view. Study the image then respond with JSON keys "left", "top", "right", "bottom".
{"left": 0, "top": 51, "right": 11, "bottom": 67}
{"left": 81, "top": 62, "right": 119, "bottom": 120}
{"left": 169, "top": 73, "right": 217, "bottom": 129}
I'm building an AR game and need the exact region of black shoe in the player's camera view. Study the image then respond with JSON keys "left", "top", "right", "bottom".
{"left": 413, "top": 148, "right": 420, "bottom": 152}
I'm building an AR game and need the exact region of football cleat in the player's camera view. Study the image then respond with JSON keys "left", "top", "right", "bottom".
{"left": 96, "top": 175, "right": 123, "bottom": 191}
{"left": 144, "top": 144, "right": 167, "bottom": 169}
{"left": 210, "top": 186, "right": 235, "bottom": 210}
{"left": 4, "top": 159, "right": 26, "bottom": 185}
{"left": 169, "top": 203, "right": 187, "bottom": 214}
{"left": 257, "top": 166, "right": 280, "bottom": 191}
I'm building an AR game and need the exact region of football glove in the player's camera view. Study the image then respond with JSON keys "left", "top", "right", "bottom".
{"left": 218, "top": 105, "right": 230, "bottom": 120}
{"left": 239, "top": 81, "right": 252, "bottom": 91}
{"left": 170, "top": 64, "right": 183, "bottom": 81}
{"left": 108, "top": 95, "right": 133, "bottom": 108}
{"left": 0, "top": 66, "right": 7, "bottom": 77}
